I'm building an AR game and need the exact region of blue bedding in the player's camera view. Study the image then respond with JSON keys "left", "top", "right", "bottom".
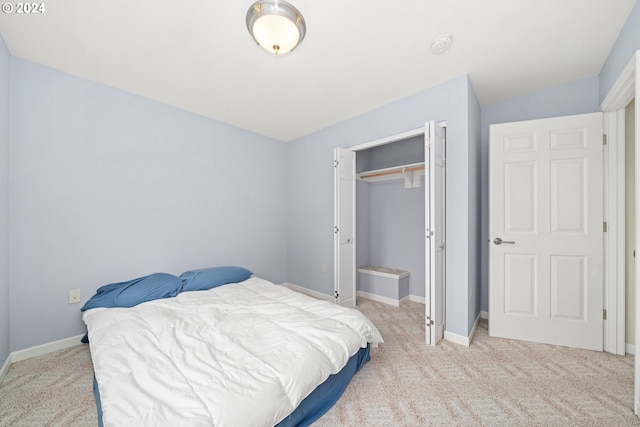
{"left": 93, "top": 345, "right": 371, "bottom": 427}
{"left": 276, "top": 345, "right": 370, "bottom": 427}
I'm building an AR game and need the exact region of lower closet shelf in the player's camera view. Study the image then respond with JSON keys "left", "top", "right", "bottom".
{"left": 357, "top": 265, "right": 409, "bottom": 306}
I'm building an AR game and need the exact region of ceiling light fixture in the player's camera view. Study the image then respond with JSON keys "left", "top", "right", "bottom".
{"left": 246, "top": 0, "right": 306, "bottom": 55}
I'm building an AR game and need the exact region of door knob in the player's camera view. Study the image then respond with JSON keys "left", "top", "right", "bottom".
{"left": 493, "top": 237, "right": 515, "bottom": 245}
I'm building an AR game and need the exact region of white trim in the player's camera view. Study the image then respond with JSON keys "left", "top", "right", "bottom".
{"left": 410, "top": 295, "right": 426, "bottom": 305}
{"left": 603, "top": 110, "right": 627, "bottom": 356}
{"left": 357, "top": 291, "right": 428, "bottom": 307}
{"left": 468, "top": 312, "right": 481, "bottom": 345}
{"left": 627, "top": 343, "right": 636, "bottom": 356}
{"left": 635, "top": 51, "right": 640, "bottom": 419}
{"left": 349, "top": 127, "right": 424, "bottom": 151}
{"left": 357, "top": 290, "right": 403, "bottom": 307}
{"left": 11, "top": 334, "right": 85, "bottom": 363}
{"left": 598, "top": 49, "right": 638, "bottom": 415}
{"left": 444, "top": 312, "right": 481, "bottom": 347}
{"left": 600, "top": 57, "right": 636, "bottom": 111}
{"left": 480, "top": 311, "right": 489, "bottom": 320}
{"left": 347, "top": 121, "right": 445, "bottom": 153}
{"left": 0, "top": 353, "right": 11, "bottom": 384}
{"left": 280, "top": 282, "right": 334, "bottom": 302}
{"left": 443, "top": 330, "right": 463, "bottom": 346}
{"left": 616, "top": 110, "right": 627, "bottom": 357}
{"left": 444, "top": 331, "right": 469, "bottom": 347}
{"left": 357, "top": 291, "right": 398, "bottom": 306}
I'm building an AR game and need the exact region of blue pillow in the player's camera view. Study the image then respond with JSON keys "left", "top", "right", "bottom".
{"left": 180, "top": 266, "right": 253, "bottom": 292}
{"left": 80, "top": 272, "right": 182, "bottom": 312}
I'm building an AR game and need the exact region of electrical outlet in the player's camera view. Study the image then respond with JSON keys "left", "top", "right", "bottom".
{"left": 321, "top": 264, "right": 327, "bottom": 273}
{"left": 69, "top": 289, "right": 81, "bottom": 304}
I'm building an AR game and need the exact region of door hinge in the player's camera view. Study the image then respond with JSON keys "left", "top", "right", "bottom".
{"left": 426, "top": 317, "right": 434, "bottom": 326}
{"left": 334, "top": 290, "right": 339, "bottom": 299}
{"left": 426, "top": 229, "right": 434, "bottom": 238}
{"left": 603, "top": 309, "right": 607, "bottom": 320}
{"left": 334, "top": 226, "right": 339, "bottom": 234}
{"left": 603, "top": 134, "right": 608, "bottom": 145}
{"left": 603, "top": 222, "right": 608, "bottom": 232}
{"left": 334, "top": 160, "right": 339, "bottom": 168}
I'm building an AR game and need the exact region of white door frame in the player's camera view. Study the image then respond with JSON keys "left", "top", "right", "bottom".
{"left": 603, "top": 110, "right": 626, "bottom": 356}
{"left": 599, "top": 50, "right": 639, "bottom": 414}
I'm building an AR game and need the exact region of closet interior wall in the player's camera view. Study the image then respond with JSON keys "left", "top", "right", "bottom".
{"left": 355, "top": 135, "right": 426, "bottom": 299}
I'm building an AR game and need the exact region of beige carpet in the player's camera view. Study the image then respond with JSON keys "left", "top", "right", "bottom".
{"left": 0, "top": 298, "right": 637, "bottom": 426}
{"left": 0, "top": 343, "right": 97, "bottom": 426}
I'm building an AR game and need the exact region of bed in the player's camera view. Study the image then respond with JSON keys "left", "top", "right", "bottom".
{"left": 82, "top": 268, "right": 383, "bottom": 427}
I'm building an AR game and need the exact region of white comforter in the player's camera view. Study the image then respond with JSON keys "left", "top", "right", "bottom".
{"left": 83, "top": 277, "right": 383, "bottom": 427}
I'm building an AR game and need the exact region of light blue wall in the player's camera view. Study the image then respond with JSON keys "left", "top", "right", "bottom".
{"left": 365, "top": 180, "right": 425, "bottom": 297}
{"left": 599, "top": 0, "right": 640, "bottom": 103}
{"left": 356, "top": 137, "right": 425, "bottom": 298}
{"left": 355, "top": 149, "right": 370, "bottom": 272}
{"left": 9, "top": 58, "right": 287, "bottom": 351}
{"left": 479, "top": 77, "right": 601, "bottom": 312}
{"left": 286, "top": 75, "right": 479, "bottom": 338}
{"left": 0, "top": 37, "right": 10, "bottom": 366}
{"left": 360, "top": 135, "right": 424, "bottom": 171}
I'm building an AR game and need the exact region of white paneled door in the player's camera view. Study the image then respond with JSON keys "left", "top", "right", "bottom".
{"left": 334, "top": 147, "right": 356, "bottom": 307}
{"left": 489, "top": 112, "right": 604, "bottom": 351}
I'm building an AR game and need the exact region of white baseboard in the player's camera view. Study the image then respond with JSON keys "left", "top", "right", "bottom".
{"left": 281, "top": 283, "right": 426, "bottom": 307}
{"left": 626, "top": 343, "right": 636, "bottom": 355}
{"left": 444, "top": 313, "right": 481, "bottom": 347}
{"left": 0, "top": 334, "right": 85, "bottom": 385}
{"left": 11, "top": 334, "right": 85, "bottom": 363}
{"left": 468, "top": 312, "right": 481, "bottom": 345}
{"left": 444, "top": 330, "right": 469, "bottom": 346}
{"left": 280, "top": 282, "right": 334, "bottom": 302}
{"left": 357, "top": 291, "right": 402, "bottom": 307}
{"left": 480, "top": 310, "right": 489, "bottom": 320}
{"left": 357, "top": 291, "right": 427, "bottom": 307}
{"left": 409, "top": 295, "right": 426, "bottom": 305}
{"left": 0, "top": 353, "right": 11, "bottom": 384}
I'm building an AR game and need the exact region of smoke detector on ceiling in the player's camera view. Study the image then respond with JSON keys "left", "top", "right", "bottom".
{"left": 431, "top": 34, "right": 453, "bottom": 54}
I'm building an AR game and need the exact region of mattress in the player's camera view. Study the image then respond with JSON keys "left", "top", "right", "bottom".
{"left": 83, "top": 277, "right": 383, "bottom": 426}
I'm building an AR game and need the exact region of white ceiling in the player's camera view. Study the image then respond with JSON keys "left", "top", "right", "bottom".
{"left": 0, "top": 0, "right": 636, "bottom": 141}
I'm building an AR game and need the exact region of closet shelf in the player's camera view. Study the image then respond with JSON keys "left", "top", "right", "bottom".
{"left": 358, "top": 265, "right": 409, "bottom": 280}
{"left": 358, "top": 162, "right": 425, "bottom": 187}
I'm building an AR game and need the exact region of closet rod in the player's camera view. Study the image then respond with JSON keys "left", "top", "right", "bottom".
{"left": 360, "top": 165, "right": 425, "bottom": 180}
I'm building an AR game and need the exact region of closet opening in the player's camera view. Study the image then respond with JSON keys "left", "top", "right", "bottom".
{"left": 334, "top": 121, "right": 446, "bottom": 346}
{"left": 355, "top": 135, "right": 425, "bottom": 307}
